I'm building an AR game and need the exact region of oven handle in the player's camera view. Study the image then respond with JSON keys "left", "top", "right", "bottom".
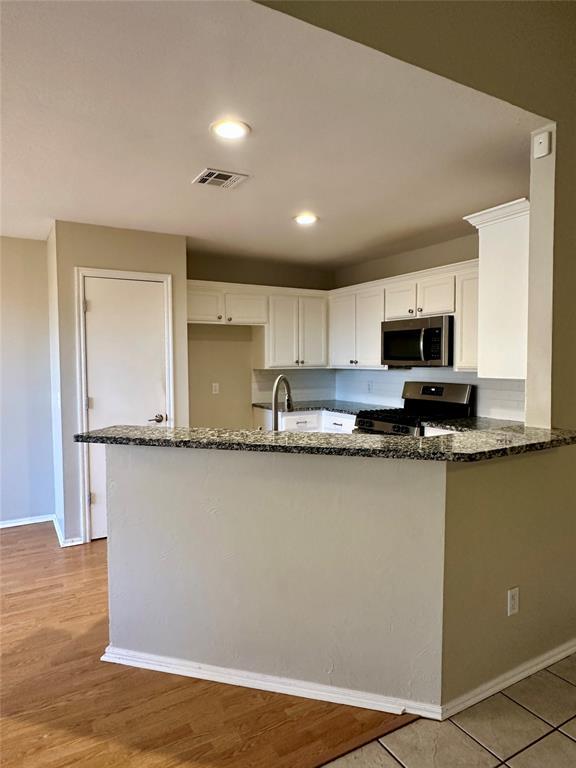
{"left": 419, "top": 328, "right": 426, "bottom": 362}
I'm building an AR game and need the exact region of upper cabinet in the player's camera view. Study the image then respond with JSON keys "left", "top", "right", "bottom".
{"left": 453, "top": 266, "right": 479, "bottom": 371}
{"left": 329, "top": 287, "right": 384, "bottom": 367}
{"left": 384, "top": 275, "right": 455, "bottom": 320}
{"left": 224, "top": 293, "right": 268, "bottom": 324}
{"left": 187, "top": 284, "right": 268, "bottom": 325}
{"left": 262, "top": 294, "right": 327, "bottom": 368}
{"left": 187, "top": 287, "right": 224, "bottom": 323}
{"left": 464, "top": 199, "right": 529, "bottom": 380}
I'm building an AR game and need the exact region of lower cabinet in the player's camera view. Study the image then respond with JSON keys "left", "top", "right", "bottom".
{"left": 251, "top": 407, "right": 356, "bottom": 433}
{"left": 321, "top": 411, "right": 356, "bottom": 434}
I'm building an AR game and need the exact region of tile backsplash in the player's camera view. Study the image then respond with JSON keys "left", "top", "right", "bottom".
{"left": 252, "top": 367, "right": 525, "bottom": 421}
{"left": 335, "top": 368, "right": 526, "bottom": 421}
{"left": 252, "top": 369, "right": 336, "bottom": 403}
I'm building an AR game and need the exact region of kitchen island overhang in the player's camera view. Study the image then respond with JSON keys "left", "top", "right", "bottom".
{"left": 75, "top": 426, "right": 576, "bottom": 720}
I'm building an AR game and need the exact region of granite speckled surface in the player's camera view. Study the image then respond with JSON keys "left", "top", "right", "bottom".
{"left": 74, "top": 422, "right": 576, "bottom": 462}
{"left": 252, "top": 400, "right": 374, "bottom": 415}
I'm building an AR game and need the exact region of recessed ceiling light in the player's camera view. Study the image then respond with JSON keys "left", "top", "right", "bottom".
{"left": 210, "top": 119, "right": 251, "bottom": 140}
{"left": 294, "top": 212, "right": 318, "bottom": 226}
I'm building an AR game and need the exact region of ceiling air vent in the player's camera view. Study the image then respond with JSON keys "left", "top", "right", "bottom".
{"left": 191, "top": 168, "right": 249, "bottom": 189}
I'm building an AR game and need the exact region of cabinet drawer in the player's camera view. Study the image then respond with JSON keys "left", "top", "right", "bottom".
{"left": 281, "top": 411, "right": 321, "bottom": 432}
{"left": 322, "top": 412, "right": 356, "bottom": 433}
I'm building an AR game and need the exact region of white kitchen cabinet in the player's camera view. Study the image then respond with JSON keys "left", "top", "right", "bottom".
{"left": 384, "top": 275, "right": 454, "bottom": 320}
{"left": 299, "top": 296, "right": 328, "bottom": 367}
{"left": 464, "top": 199, "right": 529, "bottom": 379}
{"left": 416, "top": 274, "right": 455, "bottom": 316}
{"left": 329, "top": 288, "right": 384, "bottom": 368}
{"left": 224, "top": 293, "right": 268, "bottom": 325}
{"left": 282, "top": 411, "right": 322, "bottom": 432}
{"left": 329, "top": 294, "right": 356, "bottom": 366}
{"left": 355, "top": 287, "right": 384, "bottom": 366}
{"left": 187, "top": 287, "right": 224, "bottom": 323}
{"left": 252, "top": 407, "right": 272, "bottom": 430}
{"left": 264, "top": 295, "right": 327, "bottom": 368}
{"left": 268, "top": 295, "right": 300, "bottom": 367}
{"left": 384, "top": 281, "right": 417, "bottom": 321}
{"left": 321, "top": 411, "right": 356, "bottom": 434}
{"left": 454, "top": 267, "right": 479, "bottom": 371}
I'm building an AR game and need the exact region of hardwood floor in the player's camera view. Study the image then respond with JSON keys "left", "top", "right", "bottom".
{"left": 0, "top": 523, "right": 416, "bottom": 767}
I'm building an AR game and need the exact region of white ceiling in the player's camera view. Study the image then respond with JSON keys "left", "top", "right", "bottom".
{"left": 1, "top": 0, "right": 544, "bottom": 265}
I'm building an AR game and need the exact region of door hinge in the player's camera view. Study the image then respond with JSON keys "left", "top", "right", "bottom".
{"left": 85, "top": 395, "right": 93, "bottom": 411}
{"left": 83, "top": 299, "right": 90, "bottom": 313}
{"left": 88, "top": 491, "right": 95, "bottom": 506}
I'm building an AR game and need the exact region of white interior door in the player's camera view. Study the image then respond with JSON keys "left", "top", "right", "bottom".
{"left": 84, "top": 276, "right": 169, "bottom": 539}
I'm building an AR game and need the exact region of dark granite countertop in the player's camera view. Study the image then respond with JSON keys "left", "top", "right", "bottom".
{"left": 74, "top": 422, "right": 576, "bottom": 463}
{"left": 252, "top": 400, "right": 374, "bottom": 415}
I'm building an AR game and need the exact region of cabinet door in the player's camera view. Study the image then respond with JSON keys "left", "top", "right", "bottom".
{"left": 224, "top": 293, "right": 268, "bottom": 324}
{"left": 187, "top": 287, "right": 224, "bottom": 323}
{"left": 329, "top": 294, "right": 356, "bottom": 366}
{"left": 454, "top": 269, "right": 479, "bottom": 371}
{"left": 268, "top": 295, "right": 299, "bottom": 367}
{"left": 299, "top": 296, "right": 327, "bottom": 367}
{"left": 384, "top": 281, "right": 417, "bottom": 320}
{"left": 355, "top": 287, "right": 384, "bottom": 366}
{"left": 416, "top": 275, "right": 455, "bottom": 316}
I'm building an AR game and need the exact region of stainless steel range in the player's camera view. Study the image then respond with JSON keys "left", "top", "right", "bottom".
{"left": 355, "top": 381, "right": 475, "bottom": 436}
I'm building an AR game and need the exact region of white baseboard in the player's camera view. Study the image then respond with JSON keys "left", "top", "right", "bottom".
{"left": 52, "top": 516, "right": 84, "bottom": 548}
{"left": 441, "top": 637, "right": 576, "bottom": 719}
{"left": 101, "top": 645, "right": 443, "bottom": 719}
{"left": 0, "top": 514, "right": 54, "bottom": 529}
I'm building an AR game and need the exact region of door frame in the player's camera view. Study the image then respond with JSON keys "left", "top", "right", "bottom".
{"left": 75, "top": 267, "right": 175, "bottom": 542}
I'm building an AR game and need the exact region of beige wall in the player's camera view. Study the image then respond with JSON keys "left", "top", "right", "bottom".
{"left": 333, "top": 234, "right": 477, "bottom": 288}
{"left": 188, "top": 250, "right": 333, "bottom": 290}
{"left": 443, "top": 445, "right": 576, "bottom": 703}
{"left": 260, "top": 1, "right": 576, "bottom": 428}
{"left": 51, "top": 221, "right": 188, "bottom": 541}
{"left": 188, "top": 324, "right": 253, "bottom": 429}
{"left": 0, "top": 237, "right": 54, "bottom": 524}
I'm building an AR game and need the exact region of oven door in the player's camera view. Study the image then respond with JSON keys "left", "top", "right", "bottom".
{"left": 381, "top": 316, "right": 452, "bottom": 366}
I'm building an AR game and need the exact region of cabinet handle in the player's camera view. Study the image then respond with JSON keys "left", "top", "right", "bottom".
{"left": 354, "top": 360, "right": 358, "bottom": 364}
{"left": 300, "top": 360, "right": 304, "bottom": 364}
{"left": 295, "top": 360, "right": 300, "bottom": 365}
{"left": 333, "top": 422, "right": 343, "bottom": 427}
{"left": 417, "top": 308, "right": 423, "bottom": 313}
{"left": 349, "top": 359, "right": 354, "bottom": 364}
{"left": 296, "top": 420, "right": 307, "bottom": 425}
{"left": 408, "top": 309, "right": 414, "bottom": 314}
{"left": 217, "top": 314, "right": 222, "bottom": 320}
{"left": 227, "top": 317, "right": 233, "bottom": 322}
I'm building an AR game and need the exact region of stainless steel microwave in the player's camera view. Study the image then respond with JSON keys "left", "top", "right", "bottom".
{"left": 381, "top": 315, "right": 453, "bottom": 367}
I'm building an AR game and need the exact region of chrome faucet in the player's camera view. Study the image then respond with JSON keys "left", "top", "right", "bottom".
{"left": 272, "top": 374, "right": 294, "bottom": 431}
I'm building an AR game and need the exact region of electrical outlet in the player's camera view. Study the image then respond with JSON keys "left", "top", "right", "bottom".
{"left": 211, "top": 382, "right": 220, "bottom": 395}
{"left": 507, "top": 586, "right": 519, "bottom": 616}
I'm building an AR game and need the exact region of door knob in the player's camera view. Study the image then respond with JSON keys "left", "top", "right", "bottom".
{"left": 148, "top": 414, "right": 165, "bottom": 423}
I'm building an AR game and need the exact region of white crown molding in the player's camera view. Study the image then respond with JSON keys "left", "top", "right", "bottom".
{"left": 102, "top": 645, "right": 443, "bottom": 720}
{"left": 441, "top": 636, "right": 576, "bottom": 719}
{"left": 463, "top": 198, "right": 530, "bottom": 229}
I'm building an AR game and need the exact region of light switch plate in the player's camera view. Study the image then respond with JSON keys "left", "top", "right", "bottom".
{"left": 533, "top": 131, "right": 551, "bottom": 159}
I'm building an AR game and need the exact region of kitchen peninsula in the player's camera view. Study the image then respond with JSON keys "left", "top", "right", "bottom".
{"left": 75, "top": 424, "right": 576, "bottom": 719}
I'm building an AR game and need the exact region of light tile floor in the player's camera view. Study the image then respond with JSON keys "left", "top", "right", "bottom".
{"left": 324, "top": 653, "right": 576, "bottom": 767}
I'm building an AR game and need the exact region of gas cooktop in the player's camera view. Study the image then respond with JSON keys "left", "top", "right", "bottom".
{"left": 354, "top": 382, "right": 475, "bottom": 437}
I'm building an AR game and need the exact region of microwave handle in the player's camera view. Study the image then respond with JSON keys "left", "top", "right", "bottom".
{"left": 419, "top": 328, "right": 426, "bottom": 362}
